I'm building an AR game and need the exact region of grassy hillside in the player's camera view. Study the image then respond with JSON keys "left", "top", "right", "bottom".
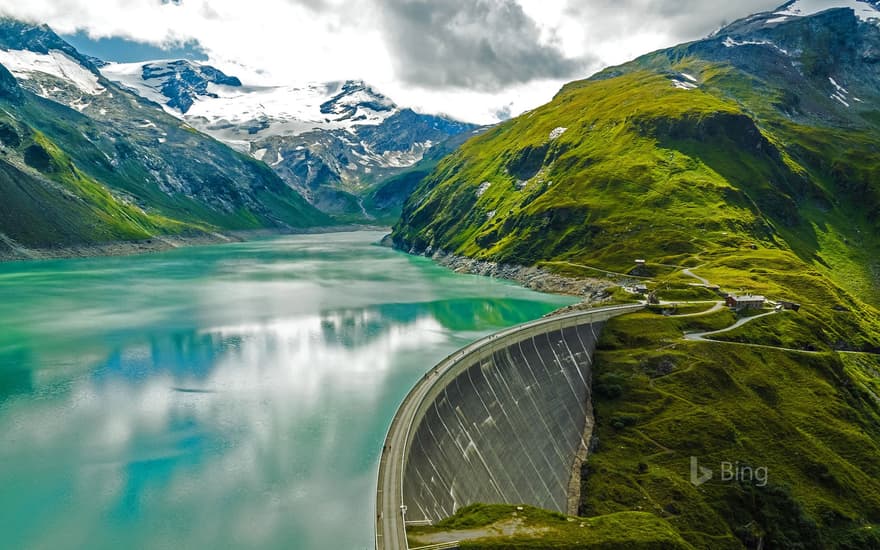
{"left": 0, "top": 115, "right": 194, "bottom": 248}
{"left": 394, "top": 7, "right": 880, "bottom": 549}
{"left": 393, "top": 8, "right": 880, "bottom": 337}
{"left": 394, "top": 64, "right": 878, "bottom": 299}
{"left": 583, "top": 310, "right": 880, "bottom": 549}
{"left": 0, "top": 34, "right": 331, "bottom": 253}
{"left": 363, "top": 129, "right": 483, "bottom": 224}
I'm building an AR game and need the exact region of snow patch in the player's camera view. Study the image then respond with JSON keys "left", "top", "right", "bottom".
{"left": 253, "top": 148, "right": 268, "bottom": 161}
{"left": 829, "top": 77, "right": 848, "bottom": 94}
{"left": 549, "top": 127, "right": 567, "bottom": 140}
{"left": 477, "top": 181, "right": 491, "bottom": 198}
{"left": 774, "top": 0, "right": 880, "bottom": 23}
{"left": 380, "top": 147, "right": 427, "bottom": 168}
{"left": 70, "top": 99, "right": 90, "bottom": 112}
{"left": 0, "top": 49, "right": 104, "bottom": 95}
{"left": 827, "top": 77, "right": 853, "bottom": 107}
{"left": 486, "top": 210, "right": 496, "bottom": 220}
{"left": 723, "top": 36, "right": 790, "bottom": 55}
{"left": 831, "top": 94, "right": 850, "bottom": 107}
{"left": 672, "top": 79, "right": 698, "bottom": 90}
{"left": 766, "top": 15, "right": 790, "bottom": 23}
{"left": 680, "top": 72, "right": 698, "bottom": 82}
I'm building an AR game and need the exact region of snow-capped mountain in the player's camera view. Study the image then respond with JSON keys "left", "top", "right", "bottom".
{"left": 108, "top": 60, "right": 242, "bottom": 113}
{"left": 0, "top": 18, "right": 329, "bottom": 253}
{"left": 101, "top": 59, "right": 477, "bottom": 217}
{"left": 771, "top": 0, "right": 880, "bottom": 21}
{"left": 101, "top": 60, "right": 395, "bottom": 138}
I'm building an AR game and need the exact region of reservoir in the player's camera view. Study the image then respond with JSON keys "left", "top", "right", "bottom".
{"left": 0, "top": 231, "right": 575, "bottom": 549}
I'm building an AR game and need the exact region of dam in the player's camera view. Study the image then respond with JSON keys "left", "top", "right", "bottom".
{"left": 375, "top": 303, "right": 644, "bottom": 550}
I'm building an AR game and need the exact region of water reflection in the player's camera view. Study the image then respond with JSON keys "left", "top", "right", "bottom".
{"left": 0, "top": 232, "right": 574, "bottom": 549}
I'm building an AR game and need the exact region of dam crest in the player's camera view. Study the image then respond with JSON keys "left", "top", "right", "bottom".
{"left": 375, "top": 304, "right": 644, "bottom": 550}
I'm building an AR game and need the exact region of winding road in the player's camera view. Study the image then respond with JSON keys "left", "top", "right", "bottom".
{"left": 684, "top": 310, "right": 778, "bottom": 342}
{"left": 681, "top": 268, "right": 712, "bottom": 287}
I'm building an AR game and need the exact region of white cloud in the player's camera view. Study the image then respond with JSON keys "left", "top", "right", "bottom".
{"left": 0, "top": 0, "right": 782, "bottom": 124}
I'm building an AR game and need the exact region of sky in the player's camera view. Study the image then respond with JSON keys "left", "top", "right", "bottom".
{"left": 0, "top": 0, "right": 786, "bottom": 123}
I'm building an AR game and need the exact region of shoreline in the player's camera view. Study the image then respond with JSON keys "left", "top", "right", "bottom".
{"left": 0, "top": 224, "right": 390, "bottom": 264}
{"left": 389, "top": 237, "right": 616, "bottom": 302}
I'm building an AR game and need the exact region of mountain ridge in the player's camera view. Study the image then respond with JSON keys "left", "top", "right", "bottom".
{"left": 100, "top": 58, "right": 479, "bottom": 219}
{"left": 395, "top": 2, "right": 880, "bottom": 305}
{"left": 0, "top": 19, "right": 332, "bottom": 259}
{"left": 391, "top": 3, "right": 880, "bottom": 547}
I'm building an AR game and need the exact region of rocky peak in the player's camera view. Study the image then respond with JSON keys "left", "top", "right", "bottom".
{"left": 0, "top": 63, "right": 23, "bottom": 104}
{"left": 319, "top": 79, "right": 396, "bottom": 121}
{"left": 140, "top": 60, "right": 242, "bottom": 113}
{"left": 652, "top": 0, "right": 880, "bottom": 119}
{"left": 0, "top": 18, "right": 98, "bottom": 74}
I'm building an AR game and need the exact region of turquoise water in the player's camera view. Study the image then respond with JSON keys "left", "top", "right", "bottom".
{"left": 0, "top": 232, "right": 575, "bottom": 549}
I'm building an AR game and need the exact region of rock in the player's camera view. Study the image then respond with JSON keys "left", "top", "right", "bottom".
{"left": 0, "top": 64, "right": 22, "bottom": 104}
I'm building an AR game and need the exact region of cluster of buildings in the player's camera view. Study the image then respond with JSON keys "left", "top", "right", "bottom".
{"left": 626, "top": 260, "right": 801, "bottom": 314}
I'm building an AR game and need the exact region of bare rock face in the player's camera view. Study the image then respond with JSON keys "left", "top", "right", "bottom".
{"left": 0, "top": 64, "right": 21, "bottom": 104}
{"left": 0, "top": 19, "right": 331, "bottom": 251}
{"left": 100, "top": 55, "right": 479, "bottom": 219}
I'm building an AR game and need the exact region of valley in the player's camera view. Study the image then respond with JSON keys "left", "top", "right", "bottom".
{"left": 100, "top": 60, "right": 478, "bottom": 220}
{"left": 1, "top": 1, "right": 880, "bottom": 549}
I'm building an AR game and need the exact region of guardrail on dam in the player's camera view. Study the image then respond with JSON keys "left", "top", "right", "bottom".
{"left": 375, "top": 303, "right": 644, "bottom": 550}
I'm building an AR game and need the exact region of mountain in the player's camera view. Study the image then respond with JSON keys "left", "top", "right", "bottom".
{"left": 0, "top": 19, "right": 330, "bottom": 258}
{"left": 395, "top": 0, "right": 880, "bottom": 308}
{"left": 101, "top": 60, "right": 478, "bottom": 219}
{"left": 393, "top": 1, "right": 880, "bottom": 547}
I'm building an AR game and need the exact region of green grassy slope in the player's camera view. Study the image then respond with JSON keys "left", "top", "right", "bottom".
{"left": 363, "top": 129, "right": 483, "bottom": 224}
{"left": 0, "top": 121, "right": 193, "bottom": 247}
{"left": 408, "top": 504, "right": 693, "bottom": 549}
{"left": 395, "top": 7, "right": 880, "bottom": 549}
{"left": 583, "top": 311, "right": 880, "bottom": 549}
{"left": 0, "top": 45, "right": 331, "bottom": 251}
{"left": 393, "top": 11, "right": 880, "bottom": 309}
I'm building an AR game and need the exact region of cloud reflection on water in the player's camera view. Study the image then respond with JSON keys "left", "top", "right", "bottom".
{"left": 0, "top": 233, "right": 575, "bottom": 548}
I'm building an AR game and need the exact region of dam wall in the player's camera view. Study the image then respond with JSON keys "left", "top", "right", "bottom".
{"left": 375, "top": 304, "right": 643, "bottom": 549}
{"left": 402, "top": 321, "right": 605, "bottom": 522}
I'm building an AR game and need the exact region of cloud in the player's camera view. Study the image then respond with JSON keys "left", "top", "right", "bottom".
{"left": 0, "top": 0, "right": 786, "bottom": 123}
{"left": 375, "top": 0, "right": 589, "bottom": 91}
{"left": 563, "top": 0, "right": 781, "bottom": 38}
{"left": 556, "top": 0, "right": 781, "bottom": 66}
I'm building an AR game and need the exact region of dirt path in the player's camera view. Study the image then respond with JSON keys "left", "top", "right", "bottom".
{"left": 661, "top": 301, "right": 725, "bottom": 318}
{"left": 681, "top": 267, "right": 712, "bottom": 286}
{"left": 681, "top": 311, "right": 831, "bottom": 355}
{"left": 410, "top": 518, "right": 547, "bottom": 546}
{"left": 684, "top": 311, "right": 778, "bottom": 342}
{"left": 544, "top": 260, "right": 653, "bottom": 280}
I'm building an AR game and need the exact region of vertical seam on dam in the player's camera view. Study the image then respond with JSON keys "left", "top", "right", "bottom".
{"left": 375, "top": 304, "right": 644, "bottom": 550}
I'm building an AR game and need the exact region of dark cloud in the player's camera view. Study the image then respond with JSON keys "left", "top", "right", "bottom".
{"left": 564, "top": 0, "right": 781, "bottom": 43}
{"left": 375, "top": 0, "right": 589, "bottom": 91}
{"left": 494, "top": 102, "right": 514, "bottom": 120}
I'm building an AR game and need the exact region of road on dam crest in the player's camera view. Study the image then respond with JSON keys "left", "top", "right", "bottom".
{"left": 375, "top": 303, "right": 645, "bottom": 550}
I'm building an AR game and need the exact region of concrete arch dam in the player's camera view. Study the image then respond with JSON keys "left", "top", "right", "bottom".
{"left": 375, "top": 304, "right": 643, "bottom": 550}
